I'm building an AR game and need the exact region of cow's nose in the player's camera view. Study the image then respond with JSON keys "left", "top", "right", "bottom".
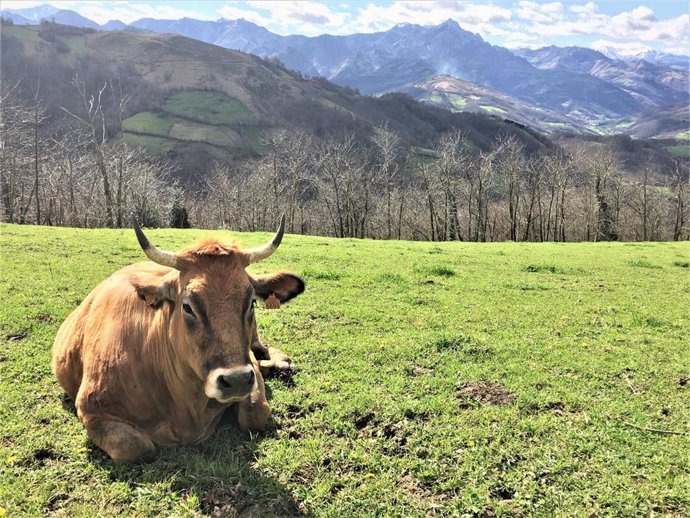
{"left": 218, "top": 367, "right": 254, "bottom": 390}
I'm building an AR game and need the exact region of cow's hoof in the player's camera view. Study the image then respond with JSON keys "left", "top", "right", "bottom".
{"left": 258, "top": 347, "right": 295, "bottom": 378}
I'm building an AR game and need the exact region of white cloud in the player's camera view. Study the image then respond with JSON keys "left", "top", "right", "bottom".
{"left": 219, "top": 1, "right": 350, "bottom": 35}
{"left": 218, "top": 5, "right": 272, "bottom": 26}
{"left": 591, "top": 39, "right": 651, "bottom": 56}
{"left": 1, "top": 0, "right": 44, "bottom": 8}
{"left": 513, "top": 3, "right": 688, "bottom": 54}
{"left": 5, "top": 1, "right": 687, "bottom": 57}
{"left": 35, "top": 1, "right": 213, "bottom": 24}
{"left": 348, "top": 1, "right": 512, "bottom": 37}
{"left": 515, "top": 1, "right": 564, "bottom": 23}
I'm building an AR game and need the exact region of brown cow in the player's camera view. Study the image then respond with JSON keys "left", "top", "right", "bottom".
{"left": 52, "top": 216, "right": 304, "bottom": 461}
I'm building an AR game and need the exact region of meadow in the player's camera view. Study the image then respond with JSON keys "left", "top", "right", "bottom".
{"left": 0, "top": 224, "right": 688, "bottom": 517}
{"left": 121, "top": 90, "right": 258, "bottom": 154}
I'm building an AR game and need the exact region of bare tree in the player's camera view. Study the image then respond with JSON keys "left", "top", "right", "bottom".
{"left": 371, "top": 123, "right": 407, "bottom": 239}
{"left": 60, "top": 75, "right": 115, "bottom": 227}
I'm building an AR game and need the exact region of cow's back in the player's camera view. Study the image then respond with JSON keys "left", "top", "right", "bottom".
{"left": 52, "top": 262, "right": 171, "bottom": 403}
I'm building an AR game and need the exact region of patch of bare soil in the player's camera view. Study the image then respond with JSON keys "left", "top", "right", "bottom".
{"left": 202, "top": 484, "right": 244, "bottom": 518}
{"left": 398, "top": 474, "right": 450, "bottom": 506}
{"left": 456, "top": 381, "right": 515, "bottom": 407}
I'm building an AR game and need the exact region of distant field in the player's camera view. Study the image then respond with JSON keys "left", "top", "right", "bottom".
{"left": 163, "top": 91, "right": 255, "bottom": 125}
{"left": 122, "top": 133, "right": 176, "bottom": 154}
{"left": 123, "top": 112, "right": 174, "bottom": 136}
{"left": 122, "top": 90, "right": 259, "bottom": 154}
{"left": 169, "top": 120, "right": 243, "bottom": 147}
{"left": 666, "top": 144, "right": 690, "bottom": 158}
{"left": 479, "top": 105, "right": 507, "bottom": 114}
{"left": 1, "top": 224, "right": 688, "bottom": 517}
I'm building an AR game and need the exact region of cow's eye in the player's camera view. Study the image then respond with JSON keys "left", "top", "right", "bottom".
{"left": 251, "top": 299, "right": 257, "bottom": 309}
{"left": 182, "top": 303, "right": 194, "bottom": 317}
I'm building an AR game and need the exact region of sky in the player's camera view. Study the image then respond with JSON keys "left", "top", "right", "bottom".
{"left": 3, "top": 1, "right": 689, "bottom": 55}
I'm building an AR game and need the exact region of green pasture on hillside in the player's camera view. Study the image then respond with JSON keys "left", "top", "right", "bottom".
{"left": 169, "top": 120, "right": 243, "bottom": 147}
{"left": 121, "top": 133, "right": 176, "bottom": 154}
{"left": 666, "top": 144, "right": 690, "bottom": 158}
{"left": 121, "top": 90, "right": 259, "bottom": 153}
{"left": 122, "top": 112, "right": 174, "bottom": 137}
{"left": 1, "top": 224, "right": 688, "bottom": 517}
{"left": 163, "top": 91, "right": 255, "bottom": 125}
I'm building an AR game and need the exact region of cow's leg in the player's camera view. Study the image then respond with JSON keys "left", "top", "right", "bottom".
{"left": 237, "top": 359, "right": 271, "bottom": 431}
{"left": 81, "top": 415, "right": 156, "bottom": 462}
{"left": 257, "top": 347, "right": 294, "bottom": 377}
{"left": 250, "top": 324, "right": 294, "bottom": 377}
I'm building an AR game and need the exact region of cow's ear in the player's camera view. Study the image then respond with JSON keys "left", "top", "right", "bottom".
{"left": 251, "top": 272, "right": 305, "bottom": 304}
{"left": 130, "top": 271, "right": 178, "bottom": 307}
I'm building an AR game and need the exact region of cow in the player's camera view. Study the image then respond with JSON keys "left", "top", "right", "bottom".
{"left": 52, "top": 215, "right": 304, "bottom": 461}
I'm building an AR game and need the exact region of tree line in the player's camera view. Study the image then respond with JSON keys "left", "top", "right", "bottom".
{"left": 1, "top": 79, "right": 687, "bottom": 241}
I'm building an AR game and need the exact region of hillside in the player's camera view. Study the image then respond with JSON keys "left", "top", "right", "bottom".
{"left": 403, "top": 75, "right": 588, "bottom": 135}
{"left": 1, "top": 22, "right": 551, "bottom": 176}
{"left": 121, "top": 18, "right": 684, "bottom": 132}
{"left": 620, "top": 102, "right": 690, "bottom": 140}
{"left": 3, "top": 10, "right": 688, "bottom": 138}
{"left": 514, "top": 46, "right": 688, "bottom": 110}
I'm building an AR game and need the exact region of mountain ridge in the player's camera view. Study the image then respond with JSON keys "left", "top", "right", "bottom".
{"left": 2, "top": 21, "right": 553, "bottom": 178}
{"left": 2, "top": 4, "right": 688, "bottom": 139}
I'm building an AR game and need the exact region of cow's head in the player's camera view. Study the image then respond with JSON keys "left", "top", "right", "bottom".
{"left": 130, "top": 215, "right": 304, "bottom": 404}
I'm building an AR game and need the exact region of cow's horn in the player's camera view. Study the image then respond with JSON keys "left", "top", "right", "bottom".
{"left": 133, "top": 216, "right": 180, "bottom": 269}
{"left": 247, "top": 214, "right": 285, "bottom": 264}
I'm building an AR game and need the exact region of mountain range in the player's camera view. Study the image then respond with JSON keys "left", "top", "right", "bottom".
{"left": 2, "top": 4, "right": 689, "bottom": 141}
{"left": 2, "top": 21, "right": 558, "bottom": 178}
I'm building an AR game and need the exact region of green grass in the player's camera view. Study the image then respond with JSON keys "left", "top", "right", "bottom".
{"left": 243, "top": 125, "right": 268, "bottom": 152}
{"left": 666, "top": 144, "right": 690, "bottom": 158}
{"left": 1, "top": 225, "right": 689, "bottom": 517}
{"left": 2, "top": 24, "right": 41, "bottom": 43}
{"left": 163, "top": 91, "right": 254, "bottom": 125}
{"left": 479, "top": 105, "right": 507, "bottom": 114}
{"left": 169, "top": 120, "right": 242, "bottom": 147}
{"left": 121, "top": 92, "right": 257, "bottom": 153}
{"left": 55, "top": 34, "right": 87, "bottom": 65}
{"left": 422, "top": 92, "right": 467, "bottom": 111}
{"left": 675, "top": 130, "right": 690, "bottom": 140}
{"left": 122, "top": 133, "right": 175, "bottom": 153}
{"left": 122, "top": 112, "right": 174, "bottom": 137}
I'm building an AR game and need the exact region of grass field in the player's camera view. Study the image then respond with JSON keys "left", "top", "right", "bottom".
{"left": 1, "top": 224, "right": 688, "bottom": 517}
{"left": 121, "top": 91, "right": 256, "bottom": 154}
{"left": 666, "top": 144, "right": 690, "bottom": 159}
{"left": 121, "top": 133, "right": 176, "bottom": 154}
{"left": 163, "top": 91, "right": 255, "bottom": 125}
{"left": 122, "top": 112, "right": 175, "bottom": 137}
{"left": 169, "top": 120, "right": 243, "bottom": 147}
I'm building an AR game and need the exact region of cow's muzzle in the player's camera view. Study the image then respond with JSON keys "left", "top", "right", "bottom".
{"left": 205, "top": 365, "right": 256, "bottom": 403}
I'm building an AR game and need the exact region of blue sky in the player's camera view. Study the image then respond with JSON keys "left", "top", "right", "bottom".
{"left": 5, "top": 1, "right": 689, "bottom": 55}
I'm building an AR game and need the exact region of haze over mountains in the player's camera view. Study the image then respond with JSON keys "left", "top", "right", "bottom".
{"left": 2, "top": 3, "right": 688, "bottom": 140}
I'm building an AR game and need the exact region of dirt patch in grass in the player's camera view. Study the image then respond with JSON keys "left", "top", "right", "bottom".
{"left": 432, "top": 334, "right": 494, "bottom": 359}
{"left": 411, "top": 366, "right": 435, "bottom": 376}
{"left": 456, "top": 381, "right": 515, "bottom": 407}
{"left": 202, "top": 484, "right": 258, "bottom": 518}
{"left": 398, "top": 474, "right": 449, "bottom": 504}
{"left": 6, "top": 330, "right": 28, "bottom": 341}
{"left": 354, "top": 411, "right": 376, "bottom": 430}
{"left": 32, "top": 447, "right": 62, "bottom": 465}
